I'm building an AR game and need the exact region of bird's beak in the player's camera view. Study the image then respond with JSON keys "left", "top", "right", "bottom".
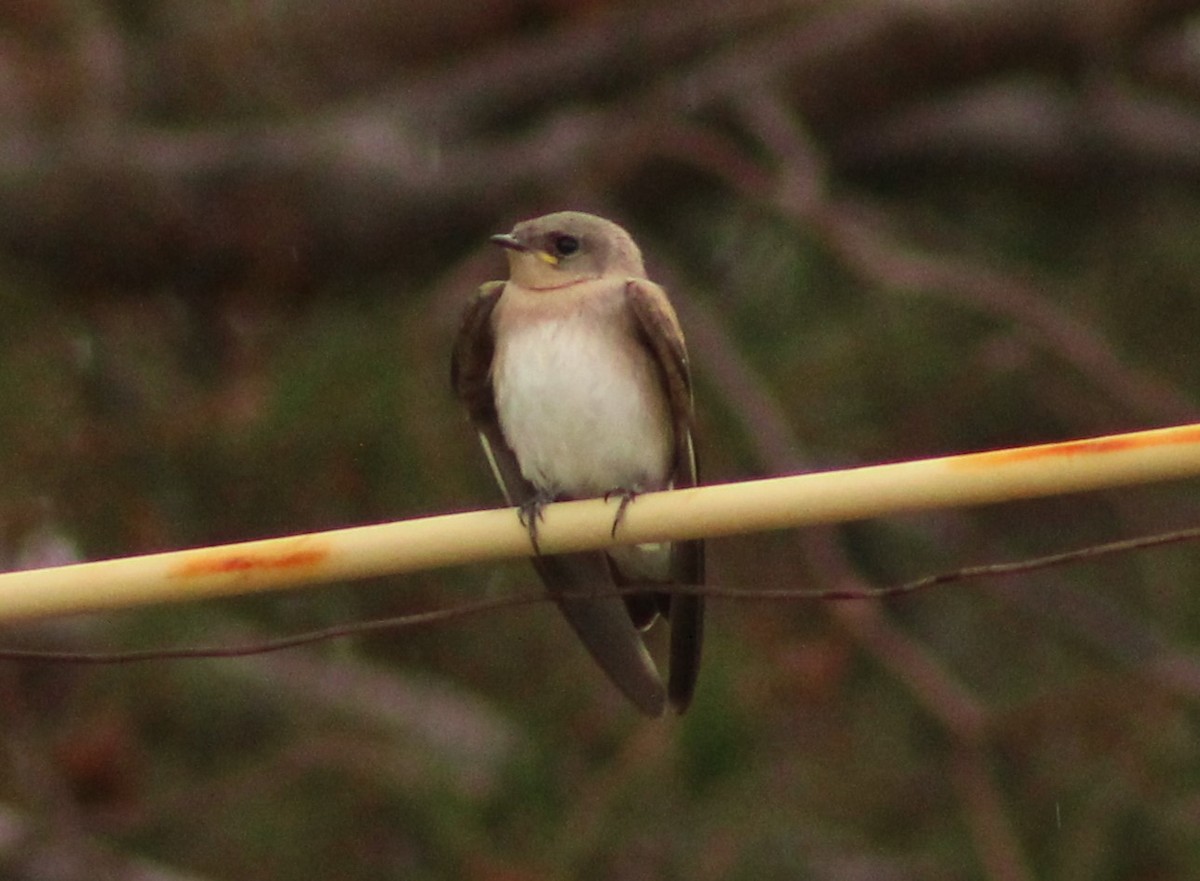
{"left": 489, "top": 233, "right": 526, "bottom": 251}
{"left": 490, "top": 233, "right": 559, "bottom": 265}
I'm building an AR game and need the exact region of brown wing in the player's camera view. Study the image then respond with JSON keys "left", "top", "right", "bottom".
{"left": 450, "top": 281, "right": 503, "bottom": 423}
{"left": 451, "top": 280, "right": 668, "bottom": 717}
{"left": 450, "top": 281, "right": 536, "bottom": 505}
{"left": 624, "top": 279, "right": 705, "bottom": 712}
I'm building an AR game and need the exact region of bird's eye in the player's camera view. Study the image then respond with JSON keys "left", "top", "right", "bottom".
{"left": 553, "top": 234, "right": 580, "bottom": 257}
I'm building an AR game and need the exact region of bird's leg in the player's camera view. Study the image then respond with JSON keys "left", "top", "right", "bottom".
{"left": 604, "top": 488, "right": 640, "bottom": 539}
{"left": 517, "top": 490, "right": 556, "bottom": 555}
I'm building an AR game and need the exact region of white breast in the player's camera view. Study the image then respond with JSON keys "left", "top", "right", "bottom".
{"left": 493, "top": 307, "right": 672, "bottom": 499}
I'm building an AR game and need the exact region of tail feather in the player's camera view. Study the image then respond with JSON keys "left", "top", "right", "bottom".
{"left": 667, "top": 594, "right": 703, "bottom": 711}
{"left": 533, "top": 553, "right": 667, "bottom": 717}
{"left": 666, "top": 537, "right": 705, "bottom": 712}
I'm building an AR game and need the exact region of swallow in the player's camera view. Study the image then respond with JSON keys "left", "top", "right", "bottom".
{"left": 451, "top": 211, "right": 704, "bottom": 716}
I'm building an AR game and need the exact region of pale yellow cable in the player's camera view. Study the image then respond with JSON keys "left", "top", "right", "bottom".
{"left": 1, "top": 423, "right": 1199, "bottom": 621}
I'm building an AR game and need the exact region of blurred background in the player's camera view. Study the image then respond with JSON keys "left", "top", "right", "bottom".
{"left": 2, "top": 0, "right": 1200, "bottom": 878}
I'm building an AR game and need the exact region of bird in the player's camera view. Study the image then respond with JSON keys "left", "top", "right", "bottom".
{"left": 450, "top": 210, "right": 704, "bottom": 716}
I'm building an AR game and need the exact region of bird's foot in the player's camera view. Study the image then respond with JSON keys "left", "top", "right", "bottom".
{"left": 604, "top": 488, "right": 640, "bottom": 539}
{"left": 517, "top": 491, "right": 556, "bottom": 555}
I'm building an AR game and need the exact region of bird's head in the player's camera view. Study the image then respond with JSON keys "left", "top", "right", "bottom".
{"left": 490, "top": 211, "right": 646, "bottom": 289}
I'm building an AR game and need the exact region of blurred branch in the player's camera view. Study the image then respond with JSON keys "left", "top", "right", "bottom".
{"left": 400, "top": 0, "right": 803, "bottom": 138}
{"left": 832, "top": 600, "right": 988, "bottom": 740}
{"left": 839, "top": 78, "right": 1200, "bottom": 174}
{"left": 226, "top": 650, "right": 519, "bottom": 793}
{"left": 734, "top": 90, "right": 1198, "bottom": 424}
{"left": 951, "top": 747, "right": 1036, "bottom": 881}
{"left": 2, "top": 0, "right": 1199, "bottom": 282}
{"left": 0, "top": 800, "right": 215, "bottom": 881}
{"left": 816, "top": 196, "right": 1197, "bottom": 422}
{"left": 0, "top": 670, "right": 121, "bottom": 881}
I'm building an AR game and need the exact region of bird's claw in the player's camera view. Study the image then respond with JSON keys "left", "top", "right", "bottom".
{"left": 604, "top": 488, "right": 639, "bottom": 539}
{"left": 517, "top": 493, "right": 554, "bottom": 555}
